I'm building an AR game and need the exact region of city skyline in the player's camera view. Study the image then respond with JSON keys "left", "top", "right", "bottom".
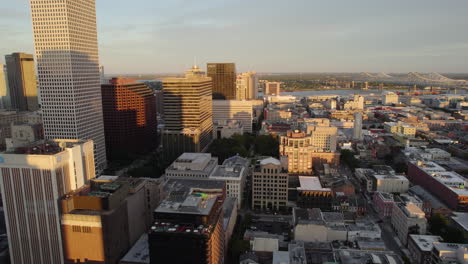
{"left": 1, "top": 0, "right": 467, "bottom": 74}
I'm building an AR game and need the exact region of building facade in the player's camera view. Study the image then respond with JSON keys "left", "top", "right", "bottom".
{"left": 391, "top": 202, "right": 427, "bottom": 245}
{"left": 30, "top": 0, "right": 107, "bottom": 172}
{"left": 0, "top": 139, "right": 95, "bottom": 264}
{"left": 265, "top": 82, "right": 281, "bottom": 96}
{"left": 236, "top": 71, "right": 258, "bottom": 100}
{"left": 5, "top": 53, "right": 39, "bottom": 111}
{"left": 149, "top": 180, "right": 225, "bottom": 264}
{"left": 101, "top": 78, "right": 157, "bottom": 159}
{"left": 353, "top": 112, "right": 363, "bottom": 140}
{"left": 0, "top": 64, "right": 9, "bottom": 109}
{"left": 252, "top": 157, "right": 288, "bottom": 211}
{"left": 162, "top": 68, "right": 213, "bottom": 161}
{"left": 212, "top": 100, "right": 253, "bottom": 133}
{"left": 207, "top": 63, "right": 236, "bottom": 100}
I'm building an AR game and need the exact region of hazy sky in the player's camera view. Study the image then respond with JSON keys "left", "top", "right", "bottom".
{"left": 1, "top": 0, "right": 468, "bottom": 74}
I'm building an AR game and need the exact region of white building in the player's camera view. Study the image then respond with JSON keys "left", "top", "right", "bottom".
{"left": 347, "top": 221, "right": 382, "bottom": 242}
{"left": 0, "top": 139, "right": 95, "bottom": 264}
{"left": 237, "top": 71, "right": 258, "bottom": 100}
{"left": 293, "top": 208, "right": 347, "bottom": 242}
{"left": 344, "top": 95, "right": 364, "bottom": 110}
{"left": 384, "top": 92, "right": 399, "bottom": 105}
{"left": 213, "top": 120, "right": 244, "bottom": 139}
{"left": 391, "top": 202, "right": 427, "bottom": 245}
{"left": 407, "top": 234, "right": 442, "bottom": 264}
{"left": 210, "top": 155, "right": 249, "bottom": 208}
{"left": 165, "top": 152, "right": 218, "bottom": 179}
{"left": 31, "top": 0, "right": 107, "bottom": 172}
{"left": 213, "top": 100, "right": 253, "bottom": 133}
{"left": 353, "top": 112, "right": 363, "bottom": 140}
{"left": 373, "top": 174, "right": 410, "bottom": 193}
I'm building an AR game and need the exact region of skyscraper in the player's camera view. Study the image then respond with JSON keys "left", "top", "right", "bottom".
{"left": 0, "top": 139, "right": 95, "bottom": 264}
{"left": 265, "top": 81, "right": 281, "bottom": 95}
{"left": 30, "top": 0, "right": 107, "bottom": 172}
{"left": 162, "top": 66, "right": 213, "bottom": 161}
{"left": 353, "top": 112, "right": 363, "bottom": 140}
{"left": 0, "top": 64, "right": 9, "bottom": 109}
{"left": 5, "top": 53, "right": 39, "bottom": 111}
{"left": 236, "top": 71, "right": 258, "bottom": 100}
{"left": 207, "top": 63, "right": 236, "bottom": 99}
{"left": 101, "top": 78, "right": 157, "bottom": 159}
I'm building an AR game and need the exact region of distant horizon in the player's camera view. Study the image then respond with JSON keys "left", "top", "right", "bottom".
{"left": 1, "top": 0, "right": 468, "bottom": 73}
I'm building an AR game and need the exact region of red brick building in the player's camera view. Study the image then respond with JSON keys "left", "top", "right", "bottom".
{"left": 101, "top": 78, "right": 157, "bottom": 159}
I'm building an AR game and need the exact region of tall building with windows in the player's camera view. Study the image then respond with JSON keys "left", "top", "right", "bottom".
{"left": 207, "top": 63, "right": 236, "bottom": 99}
{"left": 0, "top": 139, "right": 95, "bottom": 264}
{"left": 0, "top": 64, "right": 9, "bottom": 109}
{"left": 353, "top": 112, "right": 363, "bottom": 140}
{"left": 236, "top": 71, "right": 258, "bottom": 100}
{"left": 212, "top": 100, "right": 253, "bottom": 133}
{"left": 162, "top": 66, "right": 213, "bottom": 161}
{"left": 5, "top": 53, "right": 39, "bottom": 111}
{"left": 252, "top": 157, "right": 288, "bottom": 211}
{"left": 101, "top": 78, "right": 157, "bottom": 159}
{"left": 30, "top": 0, "right": 107, "bottom": 172}
{"left": 265, "top": 81, "right": 281, "bottom": 95}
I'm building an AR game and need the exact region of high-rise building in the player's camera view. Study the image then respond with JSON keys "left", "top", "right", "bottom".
{"left": 101, "top": 78, "right": 157, "bottom": 159}
{"left": 353, "top": 112, "right": 363, "bottom": 140}
{"left": 149, "top": 179, "right": 226, "bottom": 264}
{"left": 207, "top": 63, "right": 236, "bottom": 99}
{"left": 344, "top": 94, "right": 364, "bottom": 110}
{"left": 236, "top": 71, "right": 258, "bottom": 100}
{"left": 30, "top": 0, "right": 107, "bottom": 172}
{"left": 252, "top": 157, "right": 288, "bottom": 211}
{"left": 5, "top": 53, "right": 39, "bottom": 111}
{"left": 0, "top": 139, "right": 95, "bottom": 264}
{"left": 162, "top": 67, "right": 213, "bottom": 161}
{"left": 212, "top": 100, "right": 253, "bottom": 133}
{"left": 0, "top": 64, "right": 9, "bottom": 109}
{"left": 99, "top": 65, "right": 106, "bottom": 84}
{"left": 265, "top": 82, "right": 281, "bottom": 96}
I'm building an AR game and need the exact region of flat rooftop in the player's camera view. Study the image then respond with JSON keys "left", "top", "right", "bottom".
{"left": 409, "top": 235, "right": 442, "bottom": 252}
{"left": 451, "top": 212, "right": 468, "bottom": 232}
{"left": 119, "top": 234, "right": 149, "bottom": 263}
{"left": 157, "top": 179, "right": 224, "bottom": 216}
{"left": 297, "top": 176, "right": 331, "bottom": 192}
{"left": 4, "top": 139, "right": 89, "bottom": 155}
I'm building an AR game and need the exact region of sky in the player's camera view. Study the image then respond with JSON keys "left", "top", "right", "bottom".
{"left": 1, "top": 0, "right": 468, "bottom": 74}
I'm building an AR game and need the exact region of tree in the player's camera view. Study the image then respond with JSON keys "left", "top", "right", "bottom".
{"left": 254, "top": 135, "right": 279, "bottom": 157}
{"left": 428, "top": 214, "right": 448, "bottom": 235}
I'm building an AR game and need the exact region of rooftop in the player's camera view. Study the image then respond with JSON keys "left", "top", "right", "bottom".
{"left": 119, "top": 234, "right": 149, "bottom": 263}
{"left": 157, "top": 179, "right": 225, "bottom": 216}
{"left": 297, "top": 176, "right": 331, "bottom": 192}
{"left": 167, "top": 153, "right": 217, "bottom": 172}
{"left": 409, "top": 235, "right": 442, "bottom": 252}
{"left": 260, "top": 157, "right": 281, "bottom": 166}
{"left": 338, "top": 249, "right": 402, "bottom": 264}
{"left": 451, "top": 212, "right": 468, "bottom": 232}
{"left": 4, "top": 139, "right": 89, "bottom": 155}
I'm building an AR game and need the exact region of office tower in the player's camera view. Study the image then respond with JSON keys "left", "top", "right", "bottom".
{"left": 5, "top": 53, "right": 39, "bottom": 111}
{"left": 0, "top": 139, "right": 95, "bottom": 264}
{"left": 101, "top": 78, "right": 157, "bottom": 159}
{"left": 265, "top": 81, "right": 281, "bottom": 95}
{"left": 353, "top": 112, "right": 363, "bottom": 140}
{"left": 252, "top": 157, "right": 288, "bottom": 211}
{"left": 280, "top": 131, "right": 315, "bottom": 173}
{"left": 236, "top": 71, "right": 258, "bottom": 100}
{"left": 99, "top": 65, "right": 106, "bottom": 84}
{"left": 30, "top": 0, "right": 107, "bottom": 172}
{"left": 212, "top": 100, "right": 253, "bottom": 133}
{"left": 162, "top": 66, "right": 213, "bottom": 161}
{"left": 0, "top": 64, "right": 8, "bottom": 109}
{"left": 207, "top": 63, "right": 236, "bottom": 99}
{"left": 149, "top": 179, "right": 225, "bottom": 264}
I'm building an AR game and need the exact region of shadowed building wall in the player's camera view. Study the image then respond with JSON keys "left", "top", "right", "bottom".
{"left": 5, "top": 53, "right": 39, "bottom": 111}
{"left": 101, "top": 78, "right": 157, "bottom": 160}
